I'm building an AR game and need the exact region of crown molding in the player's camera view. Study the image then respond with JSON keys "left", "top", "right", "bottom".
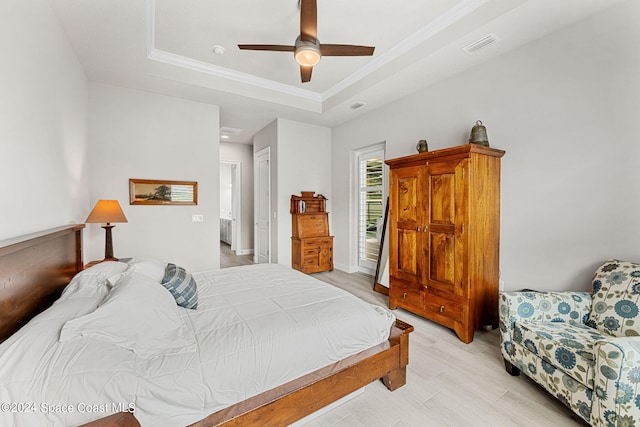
{"left": 322, "top": 0, "right": 487, "bottom": 101}
{"left": 147, "top": 48, "right": 323, "bottom": 102}
{"left": 145, "top": 0, "right": 487, "bottom": 108}
{"left": 145, "top": 0, "right": 322, "bottom": 103}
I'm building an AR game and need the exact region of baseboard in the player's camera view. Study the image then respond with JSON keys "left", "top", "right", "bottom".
{"left": 334, "top": 263, "right": 358, "bottom": 273}
{"left": 357, "top": 265, "right": 375, "bottom": 276}
{"left": 235, "top": 249, "right": 254, "bottom": 256}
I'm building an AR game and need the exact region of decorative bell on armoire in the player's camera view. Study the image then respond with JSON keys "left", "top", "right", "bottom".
{"left": 416, "top": 139, "right": 429, "bottom": 153}
{"left": 469, "top": 120, "right": 490, "bottom": 147}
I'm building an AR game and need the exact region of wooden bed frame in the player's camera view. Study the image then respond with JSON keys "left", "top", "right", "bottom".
{"left": 0, "top": 225, "right": 413, "bottom": 427}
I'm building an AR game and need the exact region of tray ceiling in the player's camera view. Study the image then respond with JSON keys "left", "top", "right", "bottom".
{"left": 49, "top": 0, "right": 623, "bottom": 143}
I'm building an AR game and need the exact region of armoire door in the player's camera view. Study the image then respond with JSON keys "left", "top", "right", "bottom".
{"left": 389, "top": 165, "right": 427, "bottom": 286}
{"left": 424, "top": 159, "right": 468, "bottom": 297}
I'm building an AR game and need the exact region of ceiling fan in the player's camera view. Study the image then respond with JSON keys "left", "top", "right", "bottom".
{"left": 238, "top": 0, "right": 375, "bottom": 83}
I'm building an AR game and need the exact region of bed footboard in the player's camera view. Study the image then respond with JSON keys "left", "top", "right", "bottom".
{"left": 381, "top": 319, "right": 412, "bottom": 391}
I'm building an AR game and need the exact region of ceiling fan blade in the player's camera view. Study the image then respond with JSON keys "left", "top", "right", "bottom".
{"left": 299, "top": 0, "right": 317, "bottom": 41}
{"left": 300, "top": 65, "right": 313, "bottom": 83}
{"left": 238, "top": 44, "right": 295, "bottom": 52}
{"left": 320, "top": 44, "right": 375, "bottom": 56}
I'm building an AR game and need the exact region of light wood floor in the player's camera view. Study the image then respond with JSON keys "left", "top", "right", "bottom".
{"left": 218, "top": 248, "right": 585, "bottom": 426}
{"left": 310, "top": 270, "right": 586, "bottom": 427}
{"left": 220, "top": 242, "right": 254, "bottom": 268}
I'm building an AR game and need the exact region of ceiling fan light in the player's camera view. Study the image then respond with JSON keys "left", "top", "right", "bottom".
{"left": 294, "top": 37, "right": 321, "bottom": 67}
{"left": 295, "top": 47, "right": 320, "bottom": 67}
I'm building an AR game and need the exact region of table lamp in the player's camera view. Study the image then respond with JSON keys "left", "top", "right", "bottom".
{"left": 85, "top": 200, "right": 128, "bottom": 261}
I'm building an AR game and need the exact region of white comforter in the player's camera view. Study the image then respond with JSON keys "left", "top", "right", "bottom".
{"left": 0, "top": 263, "right": 394, "bottom": 426}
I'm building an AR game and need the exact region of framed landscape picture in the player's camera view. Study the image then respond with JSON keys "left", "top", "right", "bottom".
{"left": 129, "top": 179, "right": 198, "bottom": 205}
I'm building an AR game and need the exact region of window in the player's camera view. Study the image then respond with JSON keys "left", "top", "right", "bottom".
{"left": 357, "top": 146, "right": 385, "bottom": 272}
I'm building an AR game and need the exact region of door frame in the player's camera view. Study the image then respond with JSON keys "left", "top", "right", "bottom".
{"left": 352, "top": 142, "right": 387, "bottom": 275}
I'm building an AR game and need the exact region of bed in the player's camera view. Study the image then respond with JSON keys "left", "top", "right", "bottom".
{"left": 0, "top": 225, "right": 412, "bottom": 426}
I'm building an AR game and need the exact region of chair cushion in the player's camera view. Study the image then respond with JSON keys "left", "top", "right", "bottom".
{"left": 515, "top": 320, "right": 609, "bottom": 388}
{"left": 588, "top": 260, "right": 640, "bottom": 337}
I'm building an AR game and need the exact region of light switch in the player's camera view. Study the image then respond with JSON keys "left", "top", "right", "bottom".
{"left": 192, "top": 214, "right": 204, "bottom": 222}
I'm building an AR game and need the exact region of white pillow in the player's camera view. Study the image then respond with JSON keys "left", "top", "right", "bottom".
{"left": 60, "top": 272, "right": 196, "bottom": 358}
{"left": 61, "top": 261, "right": 129, "bottom": 297}
{"left": 126, "top": 257, "right": 167, "bottom": 282}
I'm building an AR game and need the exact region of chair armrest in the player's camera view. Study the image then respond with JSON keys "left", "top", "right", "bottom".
{"left": 499, "top": 291, "right": 592, "bottom": 360}
{"left": 591, "top": 337, "right": 640, "bottom": 425}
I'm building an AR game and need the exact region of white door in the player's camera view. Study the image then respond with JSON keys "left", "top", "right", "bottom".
{"left": 254, "top": 147, "right": 271, "bottom": 264}
{"left": 230, "top": 163, "right": 240, "bottom": 252}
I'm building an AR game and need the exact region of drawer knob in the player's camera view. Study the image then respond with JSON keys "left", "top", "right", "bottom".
{"left": 402, "top": 292, "right": 408, "bottom": 299}
{"left": 439, "top": 305, "right": 445, "bottom": 313}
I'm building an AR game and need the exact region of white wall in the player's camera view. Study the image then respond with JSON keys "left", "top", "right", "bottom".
{"left": 88, "top": 83, "right": 220, "bottom": 272}
{"left": 220, "top": 142, "right": 254, "bottom": 255}
{"left": 253, "top": 119, "right": 331, "bottom": 266}
{"left": 332, "top": 0, "right": 640, "bottom": 292}
{"left": 0, "top": 0, "right": 89, "bottom": 240}
{"left": 276, "top": 119, "right": 332, "bottom": 267}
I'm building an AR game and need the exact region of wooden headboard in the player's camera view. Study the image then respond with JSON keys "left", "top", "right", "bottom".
{"left": 0, "top": 224, "right": 84, "bottom": 343}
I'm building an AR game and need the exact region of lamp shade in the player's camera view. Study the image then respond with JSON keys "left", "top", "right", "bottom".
{"left": 85, "top": 200, "right": 128, "bottom": 224}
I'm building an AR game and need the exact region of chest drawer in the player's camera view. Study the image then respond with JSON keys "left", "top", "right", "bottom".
{"left": 302, "top": 237, "right": 333, "bottom": 248}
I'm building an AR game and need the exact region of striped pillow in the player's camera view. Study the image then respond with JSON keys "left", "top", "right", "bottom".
{"left": 161, "top": 263, "right": 198, "bottom": 309}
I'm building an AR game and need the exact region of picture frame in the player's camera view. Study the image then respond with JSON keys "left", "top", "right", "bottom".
{"left": 129, "top": 179, "right": 198, "bottom": 205}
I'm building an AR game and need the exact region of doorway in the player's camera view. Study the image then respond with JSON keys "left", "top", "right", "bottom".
{"left": 219, "top": 160, "right": 241, "bottom": 254}
{"left": 354, "top": 143, "right": 386, "bottom": 275}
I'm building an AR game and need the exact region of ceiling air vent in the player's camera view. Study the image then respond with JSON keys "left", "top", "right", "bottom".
{"left": 219, "top": 126, "right": 243, "bottom": 140}
{"left": 462, "top": 33, "right": 501, "bottom": 55}
{"left": 349, "top": 101, "right": 366, "bottom": 110}
{"left": 220, "top": 127, "right": 243, "bottom": 136}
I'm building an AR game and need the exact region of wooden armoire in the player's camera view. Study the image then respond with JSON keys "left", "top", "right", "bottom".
{"left": 385, "top": 144, "right": 505, "bottom": 343}
{"left": 291, "top": 192, "right": 334, "bottom": 274}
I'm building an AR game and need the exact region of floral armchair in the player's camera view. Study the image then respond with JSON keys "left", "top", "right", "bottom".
{"left": 499, "top": 260, "right": 640, "bottom": 426}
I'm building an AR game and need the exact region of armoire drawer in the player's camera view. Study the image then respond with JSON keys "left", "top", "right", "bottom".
{"left": 390, "top": 287, "right": 424, "bottom": 311}
{"left": 424, "top": 292, "right": 464, "bottom": 323}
